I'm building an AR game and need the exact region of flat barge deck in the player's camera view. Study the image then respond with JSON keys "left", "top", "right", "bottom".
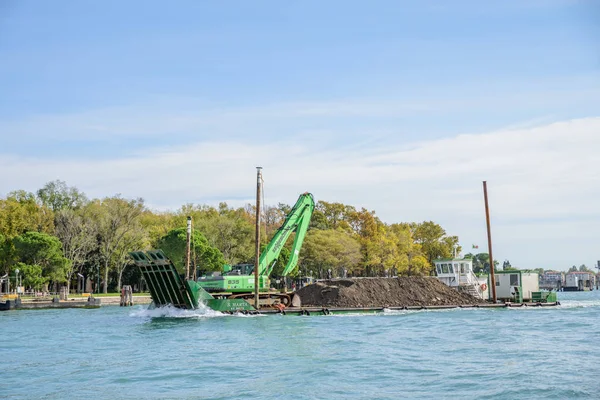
{"left": 243, "top": 301, "right": 561, "bottom": 315}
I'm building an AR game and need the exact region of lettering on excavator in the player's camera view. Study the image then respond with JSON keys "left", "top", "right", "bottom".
{"left": 272, "top": 226, "right": 293, "bottom": 253}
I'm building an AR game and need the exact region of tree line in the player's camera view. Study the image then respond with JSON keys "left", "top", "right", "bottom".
{"left": 0, "top": 180, "right": 461, "bottom": 293}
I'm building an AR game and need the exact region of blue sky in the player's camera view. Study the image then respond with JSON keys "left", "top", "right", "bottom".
{"left": 1, "top": 0, "right": 599, "bottom": 270}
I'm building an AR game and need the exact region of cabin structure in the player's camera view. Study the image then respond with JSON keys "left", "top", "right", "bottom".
{"left": 434, "top": 258, "right": 488, "bottom": 300}
{"left": 493, "top": 270, "right": 539, "bottom": 302}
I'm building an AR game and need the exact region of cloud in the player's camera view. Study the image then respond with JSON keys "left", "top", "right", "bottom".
{"left": 1, "top": 116, "right": 598, "bottom": 269}
{"left": 1, "top": 75, "right": 599, "bottom": 145}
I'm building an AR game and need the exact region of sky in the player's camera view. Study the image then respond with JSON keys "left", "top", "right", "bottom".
{"left": 0, "top": 0, "right": 599, "bottom": 271}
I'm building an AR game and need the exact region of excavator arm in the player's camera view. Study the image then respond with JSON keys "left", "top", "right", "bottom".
{"left": 258, "top": 192, "right": 315, "bottom": 277}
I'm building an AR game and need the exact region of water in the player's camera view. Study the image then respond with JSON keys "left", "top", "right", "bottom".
{"left": 2, "top": 292, "right": 600, "bottom": 400}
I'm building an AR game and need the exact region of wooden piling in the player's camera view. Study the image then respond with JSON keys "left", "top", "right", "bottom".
{"left": 483, "top": 181, "right": 497, "bottom": 303}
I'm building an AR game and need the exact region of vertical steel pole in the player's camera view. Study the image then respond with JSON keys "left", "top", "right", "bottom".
{"left": 186, "top": 216, "right": 192, "bottom": 280}
{"left": 254, "top": 167, "right": 262, "bottom": 309}
{"left": 483, "top": 181, "right": 497, "bottom": 303}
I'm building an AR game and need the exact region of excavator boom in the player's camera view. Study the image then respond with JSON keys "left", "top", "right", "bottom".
{"left": 260, "top": 193, "right": 315, "bottom": 277}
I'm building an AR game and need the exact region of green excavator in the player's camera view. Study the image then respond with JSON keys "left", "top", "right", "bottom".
{"left": 197, "top": 192, "right": 314, "bottom": 304}
{"left": 129, "top": 192, "right": 315, "bottom": 312}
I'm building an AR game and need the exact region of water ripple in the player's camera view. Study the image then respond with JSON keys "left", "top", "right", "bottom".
{"left": 2, "top": 291, "right": 600, "bottom": 399}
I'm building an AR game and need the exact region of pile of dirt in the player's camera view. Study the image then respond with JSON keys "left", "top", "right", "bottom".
{"left": 294, "top": 277, "right": 484, "bottom": 308}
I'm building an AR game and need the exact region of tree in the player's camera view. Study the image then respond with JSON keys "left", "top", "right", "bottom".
{"left": 300, "top": 228, "right": 361, "bottom": 278}
{"left": 112, "top": 224, "right": 148, "bottom": 291}
{"left": 568, "top": 265, "right": 578, "bottom": 273}
{"left": 92, "top": 197, "right": 145, "bottom": 293}
{"left": 387, "top": 223, "right": 430, "bottom": 276}
{"left": 15, "top": 262, "right": 45, "bottom": 290}
{"left": 177, "top": 203, "right": 254, "bottom": 265}
{"left": 0, "top": 193, "right": 54, "bottom": 239}
{"left": 579, "top": 264, "right": 592, "bottom": 272}
{"left": 158, "top": 228, "right": 225, "bottom": 275}
{"left": 472, "top": 253, "right": 499, "bottom": 274}
{"left": 502, "top": 260, "right": 518, "bottom": 271}
{"left": 13, "top": 231, "right": 69, "bottom": 290}
{"left": 315, "top": 201, "right": 354, "bottom": 231}
{"left": 405, "top": 244, "right": 431, "bottom": 276}
{"left": 412, "top": 221, "right": 459, "bottom": 273}
{"left": 139, "top": 210, "right": 178, "bottom": 248}
{"left": 54, "top": 208, "right": 98, "bottom": 293}
{"left": 346, "top": 208, "right": 385, "bottom": 275}
{"left": 37, "top": 180, "right": 88, "bottom": 212}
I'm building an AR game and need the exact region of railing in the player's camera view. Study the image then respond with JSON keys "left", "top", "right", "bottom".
{"left": 458, "top": 271, "right": 483, "bottom": 298}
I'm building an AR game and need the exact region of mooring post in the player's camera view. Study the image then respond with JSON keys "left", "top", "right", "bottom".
{"left": 185, "top": 216, "right": 192, "bottom": 280}
{"left": 483, "top": 181, "right": 497, "bottom": 303}
{"left": 254, "top": 167, "right": 262, "bottom": 310}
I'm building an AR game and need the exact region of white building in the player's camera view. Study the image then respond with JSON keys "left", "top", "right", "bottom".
{"left": 434, "top": 258, "right": 488, "bottom": 299}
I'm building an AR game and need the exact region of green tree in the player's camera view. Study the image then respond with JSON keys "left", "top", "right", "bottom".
{"left": 177, "top": 203, "right": 254, "bottom": 265}
{"left": 579, "top": 264, "right": 592, "bottom": 272}
{"left": 139, "top": 210, "right": 178, "bottom": 248}
{"left": 502, "top": 259, "right": 519, "bottom": 271}
{"left": 13, "top": 231, "right": 69, "bottom": 290}
{"left": 15, "top": 262, "right": 45, "bottom": 290}
{"left": 472, "top": 253, "right": 500, "bottom": 274}
{"left": 37, "top": 180, "right": 88, "bottom": 211}
{"left": 158, "top": 228, "right": 226, "bottom": 275}
{"left": 315, "top": 201, "right": 354, "bottom": 231}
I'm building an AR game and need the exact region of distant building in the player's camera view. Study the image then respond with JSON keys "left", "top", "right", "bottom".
{"left": 564, "top": 271, "right": 595, "bottom": 291}
{"left": 539, "top": 270, "right": 564, "bottom": 290}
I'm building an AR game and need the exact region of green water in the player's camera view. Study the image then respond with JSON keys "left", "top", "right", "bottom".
{"left": 2, "top": 291, "right": 599, "bottom": 399}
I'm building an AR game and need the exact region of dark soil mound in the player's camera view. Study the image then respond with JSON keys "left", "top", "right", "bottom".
{"left": 294, "top": 277, "right": 484, "bottom": 308}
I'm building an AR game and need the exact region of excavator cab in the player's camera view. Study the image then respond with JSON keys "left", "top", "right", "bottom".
{"left": 223, "top": 263, "right": 254, "bottom": 276}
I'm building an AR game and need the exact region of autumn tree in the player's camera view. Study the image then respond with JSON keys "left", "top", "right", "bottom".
{"left": 300, "top": 229, "right": 361, "bottom": 278}
{"left": 0, "top": 192, "right": 54, "bottom": 238}
{"left": 412, "top": 221, "right": 460, "bottom": 274}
